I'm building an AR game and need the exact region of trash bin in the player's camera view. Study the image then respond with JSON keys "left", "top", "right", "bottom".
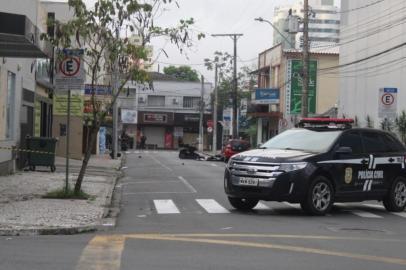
{"left": 26, "top": 136, "right": 58, "bottom": 172}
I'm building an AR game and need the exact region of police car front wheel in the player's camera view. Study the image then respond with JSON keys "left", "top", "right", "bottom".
{"left": 301, "top": 176, "right": 334, "bottom": 216}
{"left": 383, "top": 176, "right": 406, "bottom": 212}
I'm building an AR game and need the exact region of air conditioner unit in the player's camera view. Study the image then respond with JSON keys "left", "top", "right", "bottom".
{"left": 138, "top": 97, "right": 145, "bottom": 104}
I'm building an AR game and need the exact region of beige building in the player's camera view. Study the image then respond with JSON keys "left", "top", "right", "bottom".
{"left": 253, "top": 44, "right": 339, "bottom": 144}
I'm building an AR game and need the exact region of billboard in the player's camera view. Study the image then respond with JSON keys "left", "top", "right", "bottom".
{"left": 121, "top": 109, "right": 138, "bottom": 124}
{"left": 253, "top": 88, "right": 280, "bottom": 104}
{"left": 288, "top": 59, "right": 317, "bottom": 115}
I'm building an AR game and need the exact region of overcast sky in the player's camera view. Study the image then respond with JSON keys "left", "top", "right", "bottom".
{"left": 81, "top": 0, "right": 341, "bottom": 83}
{"left": 150, "top": 0, "right": 298, "bottom": 82}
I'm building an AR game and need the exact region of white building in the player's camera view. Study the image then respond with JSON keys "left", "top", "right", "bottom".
{"left": 339, "top": 0, "right": 406, "bottom": 128}
{"left": 121, "top": 73, "right": 213, "bottom": 149}
{"left": 272, "top": 0, "right": 340, "bottom": 49}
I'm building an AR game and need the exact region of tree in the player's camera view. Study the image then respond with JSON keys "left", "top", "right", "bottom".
{"left": 44, "top": 0, "right": 201, "bottom": 195}
{"left": 163, "top": 65, "right": 200, "bottom": 81}
{"left": 365, "top": 115, "right": 374, "bottom": 128}
{"left": 395, "top": 110, "right": 406, "bottom": 144}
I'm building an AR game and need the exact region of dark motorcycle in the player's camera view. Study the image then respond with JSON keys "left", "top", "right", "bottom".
{"left": 178, "top": 144, "right": 200, "bottom": 159}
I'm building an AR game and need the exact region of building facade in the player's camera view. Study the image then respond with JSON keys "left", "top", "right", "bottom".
{"left": 253, "top": 44, "right": 339, "bottom": 144}
{"left": 339, "top": 0, "right": 406, "bottom": 129}
{"left": 0, "top": 0, "right": 53, "bottom": 174}
{"left": 273, "top": 0, "right": 340, "bottom": 49}
{"left": 122, "top": 73, "right": 213, "bottom": 149}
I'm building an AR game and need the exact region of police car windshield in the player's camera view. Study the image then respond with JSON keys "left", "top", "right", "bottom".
{"left": 261, "top": 129, "right": 342, "bottom": 153}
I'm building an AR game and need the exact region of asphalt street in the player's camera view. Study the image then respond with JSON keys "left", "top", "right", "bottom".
{"left": 2, "top": 150, "right": 406, "bottom": 270}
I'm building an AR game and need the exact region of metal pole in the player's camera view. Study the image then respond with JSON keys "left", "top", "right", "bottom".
{"left": 232, "top": 35, "right": 238, "bottom": 139}
{"left": 112, "top": 28, "right": 119, "bottom": 159}
{"left": 65, "top": 89, "right": 71, "bottom": 193}
{"left": 301, "top": 0, "right": 310, "bottom": 118}
{"left": 212, "top": 64, "right": 218, "bottom": 156}
{"left": 199, "top": 75, "right": 204, "bottom": 152}
{"left": 211, "top": 33, "right": 243, "bottom": 139}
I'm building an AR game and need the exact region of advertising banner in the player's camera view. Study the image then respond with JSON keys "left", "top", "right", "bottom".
{"left": 53, "top": 94, "right": 84, "bottom": 117}
{"left": 121, "top": 109, "right": 138, "bottom": 124}
{"left": 289, "top": 59, "right": 317, "bottom": 114}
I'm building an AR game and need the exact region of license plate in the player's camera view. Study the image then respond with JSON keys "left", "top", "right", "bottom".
{"left": 239, "top": 177, "right": 259, "bottom": 186}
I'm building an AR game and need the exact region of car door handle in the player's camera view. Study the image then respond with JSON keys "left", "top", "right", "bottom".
{"left": 361, "top": 159, "right": 369, "bottom": 165}
{"left": 388, "top": 158, "right": 395, "bottom": 163}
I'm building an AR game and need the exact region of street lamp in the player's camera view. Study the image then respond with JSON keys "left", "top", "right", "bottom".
{"left": 254, "top": 17, "right": 295, "bottom": 49}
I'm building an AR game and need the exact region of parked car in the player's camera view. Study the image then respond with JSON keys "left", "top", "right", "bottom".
{"left": 222, "top": 139, "right": 251, "bottom": 162}
{"left": 224, "top": 118, "right": 406, "bottom": 215}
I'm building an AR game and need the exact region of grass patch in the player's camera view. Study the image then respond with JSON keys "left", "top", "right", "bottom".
{"left": 43, "top": 187, "right": 94, "bottom": 200}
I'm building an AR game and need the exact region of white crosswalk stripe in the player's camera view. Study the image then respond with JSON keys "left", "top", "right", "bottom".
{"left": 363, "top": 204, "right": 406, "bottom": 218}
{"left": 153, "top": 200, "right": 180, "bottom": 214}
{"left": 350, "top": 210, "right": 383, "bottom": 218}
{"left": 196, "top": 199, "right": 230, "bottom": 214}
{"left": 148, "top": 199, "right": 405, "bottom": 218}
{"left": 254, "top": 202, "right": 271, "bottom": 210}
{"left": 283, "top": 202, "right": 301, "bottom": 209}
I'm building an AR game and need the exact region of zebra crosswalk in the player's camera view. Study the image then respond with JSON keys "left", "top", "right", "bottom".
{"left": 147, "top": 199, "right": 406, "bottom": 219}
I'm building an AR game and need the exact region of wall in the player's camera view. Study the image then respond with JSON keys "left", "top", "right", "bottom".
{"left": 339, "top": 0, "right": 406, "bottom": 127}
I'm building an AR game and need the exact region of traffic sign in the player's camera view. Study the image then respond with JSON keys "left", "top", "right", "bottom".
{"left": 207, "top": 127, "right": 213, "bottom": 133}
{"left": 378, "top": 88, "right": 398, "bottom": 119}
{"left": 55, "top": 49, "right": 85, "bottom": 92}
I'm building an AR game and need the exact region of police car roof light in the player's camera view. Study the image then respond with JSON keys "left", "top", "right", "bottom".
{"left": 298, "top": 118, "right": 354, "bottom": 129}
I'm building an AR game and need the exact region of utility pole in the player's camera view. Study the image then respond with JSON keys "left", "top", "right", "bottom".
{"left": 199, "top": 75, "right": 205, "bottom": 152}
{"left": 212, "top": 33, "right": 243, "bottom": 139}
{"left": 112, "top": 28, "right": 119, "bottom": 159}
{"left": 301, "top": 0, "right": 310, "bottom": 118}
{"left": 212, "top": 64, "right": 218, "bottom": 156}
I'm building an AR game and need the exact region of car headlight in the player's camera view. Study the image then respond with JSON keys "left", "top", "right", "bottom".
{"left": 279, "top": 162, "right": 307, "bottom": 172}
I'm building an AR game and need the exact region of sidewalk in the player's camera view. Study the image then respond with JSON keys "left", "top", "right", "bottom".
{"left": 0, "top": 155, "right": 122, "bottom": 236}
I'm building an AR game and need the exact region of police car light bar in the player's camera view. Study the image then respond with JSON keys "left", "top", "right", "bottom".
{"left": 298, "top": 118, "right": 354, "bottom": 128}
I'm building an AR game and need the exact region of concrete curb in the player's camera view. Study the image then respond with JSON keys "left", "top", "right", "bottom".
{"left": 0, "top": 156, "right": 124, "bottom": 236}
{"left": 0, "top": 225, "right": 98, "bottom": 236}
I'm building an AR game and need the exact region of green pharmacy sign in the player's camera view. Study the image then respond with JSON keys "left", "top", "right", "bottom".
{"left": 289, "top": 59, "right": 317, "bottom": 114}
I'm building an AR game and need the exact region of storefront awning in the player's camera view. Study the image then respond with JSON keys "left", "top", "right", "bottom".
{"left": 0, "top": 12, "right": 52, "bottom": 58}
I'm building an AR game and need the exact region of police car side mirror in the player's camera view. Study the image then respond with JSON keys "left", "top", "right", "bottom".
{"left": 335, "top": 146, "right": 353, "bottom": 155}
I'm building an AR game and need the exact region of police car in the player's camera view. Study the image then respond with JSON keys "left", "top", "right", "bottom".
{"left": 224, "top": 118, "right": 406, "bottom": 215}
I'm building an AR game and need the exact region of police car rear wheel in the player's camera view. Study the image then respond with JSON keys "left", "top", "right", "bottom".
{"left": 383, "top": 177, "right": 406, "bottom": 212}
{"left": 228, "top": 197, "right": 259, "bottom": 211}
{"left": 301, "top": 176, "right": 334, "bottom": 216}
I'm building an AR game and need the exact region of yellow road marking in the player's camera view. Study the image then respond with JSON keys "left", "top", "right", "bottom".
{"left": 76, "top": 235, "right": 125, "bottom": 270}
{"left": 76, "top": 233, "right": 406, "bottom": 269}
{"left": 126, "top": 234, "right": 406, "bottom": 266}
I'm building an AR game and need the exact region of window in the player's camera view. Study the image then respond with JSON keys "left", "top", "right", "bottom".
{"left": 183, "top": 96, "right": 200, "bottom": 108}
{"left": 138, "top": 96, "right": 145, "bottom": 104}
{"left": 147, "top": 95, "right": 165, "bottom": 106}
{"left": 381, "top": 134, "right": 406, "bottom": 152}
{"left": 6, "top": 72, "right": 16, "bottom": 139}
{"left": 261, "top": 129, "right": 342, "bottom": 153}
{"left": 338, "top": 132, "right": 363, "bottom": 154}
{"left": 361, "top": 132, "right": 387, "bottom": 153}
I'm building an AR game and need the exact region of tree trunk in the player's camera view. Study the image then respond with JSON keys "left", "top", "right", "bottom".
{"left": 74, "top": 125, "right": 99, "bottom": 194}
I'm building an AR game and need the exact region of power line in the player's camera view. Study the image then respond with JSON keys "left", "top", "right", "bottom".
{"left": 336, "top": 0, "right": 385, "bottom": 14}
{"left": 319, "top": 41, "right": 406, "bottom": 72}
